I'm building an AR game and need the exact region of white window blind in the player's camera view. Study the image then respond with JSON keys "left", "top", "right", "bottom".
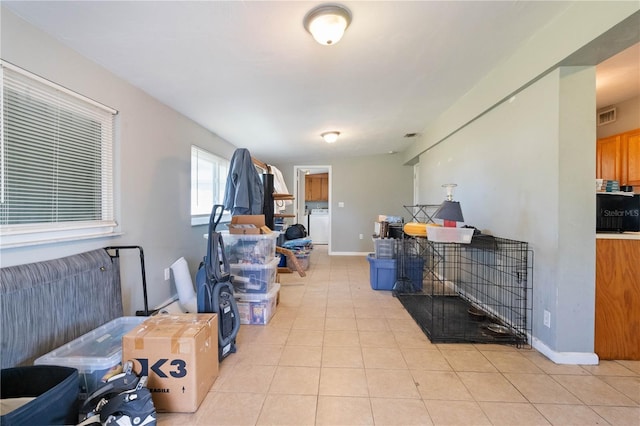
{"left": 1, "top": 61, "right": 117, "bottom": 247}
{"left": 191, "top": 145, "right": 230, "bottom": 224}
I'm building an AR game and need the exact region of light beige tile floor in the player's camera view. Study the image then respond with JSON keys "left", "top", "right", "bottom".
{"left": 158, "top": 245, "right": 640, "bottom": 426}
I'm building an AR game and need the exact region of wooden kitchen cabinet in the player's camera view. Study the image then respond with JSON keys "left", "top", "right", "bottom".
{"left": 304, "top": 176, "right": 314, "bottom": 200}
{"left": 305, "top": 173, "right": 328, "bottom": 201}
{"left": 596, "top": 134, "right": 621, "bottom": 181}
{"left": 319, "top": 175, "right": 328, "bottom": 200}
{"left": 308, "top": 176, "right": 322, "bottom": 200}
{"left": 597, "top": 128, "right": 640, "bottom": 186}
{"left": 595, "top": 236, "right": 640, "bottom": 360}
{"left": 621, "top": 128, "right": 640, "bottom": 187}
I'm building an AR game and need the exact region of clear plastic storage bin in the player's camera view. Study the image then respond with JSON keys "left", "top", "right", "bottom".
{"left": 34, "top": 316, "right": 146, "bottom": 398}
{"left": 230, "top": 256, "right": 280, "bottom": 293}
{"left": 235, "top": 284, "right": 280, "bottom": 325}
{"left": 295, "top": 252, "right": 310, "bottom": 271}
{"left": 373, "top": 238, "right": 396, "bottom": 259}
{"left": 221, "top": 231, "right": 278, "bottom": 264}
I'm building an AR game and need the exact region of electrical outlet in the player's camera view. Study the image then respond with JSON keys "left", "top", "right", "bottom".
{"left": 359, "top": 234, "right": 363, "bottom": 239}
{"left": 164, "top": 268, "right": 170, "bottom": 281}
{"left": 543, "top": 310, "right": 551, "bottom": 328}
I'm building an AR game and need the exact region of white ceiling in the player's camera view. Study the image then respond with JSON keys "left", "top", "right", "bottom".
{"left": 3, "top": 1, "right": 638, "bottom": 164}
{"left": 595, "top": 43, "right": 640, "bottom": 110}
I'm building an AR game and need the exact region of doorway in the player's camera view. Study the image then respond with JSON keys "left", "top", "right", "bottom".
{"left": 293, "top": 165, "right": 332, "bottom": 250}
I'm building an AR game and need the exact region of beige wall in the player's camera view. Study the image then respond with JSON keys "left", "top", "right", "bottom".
{"left": 597, "top": 96, "right": 640, "bottom": 138}
{"left": 407, "top": 3, "right": 639, "bottom": 361}
{"left": 276, "top": 154, "right": 413, "bottom": 254}
{"left": 404, "top": 2, "right": 639, "bottom": 165}
{"left": 1, "top": 8, "right": 238, "bottom": 314}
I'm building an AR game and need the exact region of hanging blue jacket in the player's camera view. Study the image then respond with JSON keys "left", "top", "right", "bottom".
{"left": 223, "top": 148, "right": 264, "bottom": 215}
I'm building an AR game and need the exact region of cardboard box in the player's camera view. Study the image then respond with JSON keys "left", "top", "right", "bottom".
{"left": 122, "top": 314, "right": 218, "bottom": 413}
{"left": 228, "top": 215, "right": 272, "bottom": 235}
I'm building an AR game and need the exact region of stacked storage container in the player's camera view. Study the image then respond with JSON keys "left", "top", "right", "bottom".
{"left": 280, "top": 237, "right": 313, "bottom": 271}
{"left": 368, "top": 237, "right": 424, "bottom": 291}
{"left": 368, "top": 238, "right": 398, "bottom": 290}
{"left": 222, "top": 232, "right": 280, "bottom": 325}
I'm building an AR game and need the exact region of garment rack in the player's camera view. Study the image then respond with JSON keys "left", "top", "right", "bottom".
{"left": 251, "top": 157, "right": 304, "bottom": 277}
{"left": 251, "top": 157, "right": 295, "bottom": 228}
{"left": 251, "top": 157, "right": 274, "bottom": 229}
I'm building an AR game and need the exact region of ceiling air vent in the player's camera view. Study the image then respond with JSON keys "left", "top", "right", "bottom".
{"left": 597, "top": 107, "right": 616, "bottom": 126}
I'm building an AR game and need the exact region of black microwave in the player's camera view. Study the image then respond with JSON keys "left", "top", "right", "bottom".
{"left": 596, "top": 193, "right": 640, "bottom": 232}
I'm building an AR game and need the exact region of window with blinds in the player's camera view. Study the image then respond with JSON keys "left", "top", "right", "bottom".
{"left": 1, "top": 62, "right": 117, "bottom": 247}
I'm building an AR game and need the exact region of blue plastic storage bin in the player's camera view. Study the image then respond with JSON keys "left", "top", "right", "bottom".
{"left": 367, "top": 254, "right": 423, "bottom": 291}
{"left": 404, "top": 256, "right": 425, "bottom": 291}
{"left": 367, "top": 254, "right": 396, "bottom": 290}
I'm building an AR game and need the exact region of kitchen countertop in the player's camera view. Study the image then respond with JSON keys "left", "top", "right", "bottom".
{"left": 596, "top": 232, "right": 640, "bottom": 240}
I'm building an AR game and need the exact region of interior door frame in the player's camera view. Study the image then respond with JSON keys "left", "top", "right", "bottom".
{"left": 293, "top": 165, "right": 332, "bottom": 251}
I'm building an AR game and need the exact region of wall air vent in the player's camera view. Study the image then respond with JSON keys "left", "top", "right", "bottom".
{"left": 597, "top": 107, "right": 616, "bottom": 126}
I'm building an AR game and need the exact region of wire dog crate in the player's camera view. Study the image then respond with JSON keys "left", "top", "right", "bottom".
{"left": 396, "top": 235, "right": 533, "bottom": 347}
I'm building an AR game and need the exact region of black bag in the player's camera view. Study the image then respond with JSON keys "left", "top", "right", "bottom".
{"left": 285, "top": 223, "right": 307, "bottom": 240}
{"left": 1, "top": 365, "right": 79, "bottom": 426}
{"left": 77, "top": 361, "right": 156, "bottom": 426}
{"left": 196, "top": 205, "right": 240, "bottom": 361}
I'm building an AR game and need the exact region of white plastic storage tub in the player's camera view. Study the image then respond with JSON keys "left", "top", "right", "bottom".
{"left": 235, "top": 283, "right": 280, "bottom": 325}
{"left": 34, "top": 316, "right": 146, "bottom": 398}
{"left": 230, "top": 256, "right": 280, "bottom": 293}
{"left": 221, "top": 231, "right": 278, "bottom": 264}
{"left": 427, "top": 227, "right": 474, "bottom": 243}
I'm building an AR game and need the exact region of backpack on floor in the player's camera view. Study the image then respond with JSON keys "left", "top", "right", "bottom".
{"left": 77, "top": 360, "right": 156, "bottom": 426}
{"left": 285, "top": 223, "right": 307, "bottom": 240}
{"left": 195, "top": 204, "right": 240, "bottom": 361}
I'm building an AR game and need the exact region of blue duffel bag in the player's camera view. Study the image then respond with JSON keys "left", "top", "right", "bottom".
{"left": 1, "top": 365, "right": 79, "bottom": 426}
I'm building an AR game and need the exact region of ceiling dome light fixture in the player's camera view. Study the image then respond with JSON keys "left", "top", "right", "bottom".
{"left": 321, "top": 131, "right": 340, "bottom": 143}
{"left": 303, "top": 4, "right": 352, "bottom": 46}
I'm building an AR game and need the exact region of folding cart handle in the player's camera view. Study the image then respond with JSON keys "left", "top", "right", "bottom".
{"left": 104, "top": 245, "right": 152, "bottom": 316}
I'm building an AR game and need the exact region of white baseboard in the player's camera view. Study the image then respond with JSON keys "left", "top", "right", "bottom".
{"left": 531, "top": 337, "right": 599, "bottom": 365}
{"left": 329, "top": 251, "right": 370, "bottom": 256}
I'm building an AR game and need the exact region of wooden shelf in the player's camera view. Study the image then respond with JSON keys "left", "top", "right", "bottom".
{"left": 273, "top": 193, "right": 294, "bottom": 200}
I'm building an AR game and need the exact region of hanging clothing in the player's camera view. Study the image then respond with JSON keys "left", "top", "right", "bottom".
{"left": 269, "top": 165, "right": 292, "bottom": 213}
{"left": 223, "top": 148, "right": 264, "bottom": 215}
{"left": 270, "top": 165, "right": 289, "bottom": 195}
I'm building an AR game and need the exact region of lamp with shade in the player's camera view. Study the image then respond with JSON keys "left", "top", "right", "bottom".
{"left": 434, "top": 184, "right": 464, "bottom": 228}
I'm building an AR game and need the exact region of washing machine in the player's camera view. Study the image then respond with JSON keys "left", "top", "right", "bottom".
{"left": 308, "top": 208, "right": 329, "bottom": 244}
